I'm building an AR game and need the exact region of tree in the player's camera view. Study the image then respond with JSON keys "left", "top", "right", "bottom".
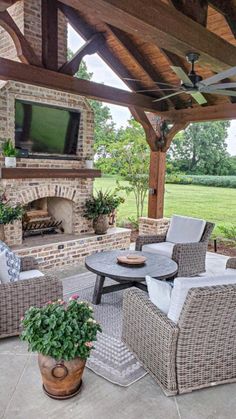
{"left": 68, "top": 49, "right": 116, "bottom": 158}
{"left": 168, "top": 121, "right": 231, "bottom": 175}
{"left": 105, "top": 119, "right": 150, "bottom": 219}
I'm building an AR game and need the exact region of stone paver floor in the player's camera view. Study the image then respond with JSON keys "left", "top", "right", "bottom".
{"left": 1, "top": 252, "right": 235, "bottom": 419}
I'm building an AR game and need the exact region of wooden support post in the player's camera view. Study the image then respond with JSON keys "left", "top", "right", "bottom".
{"left": 148, "top": 151, "right": 166, "bottom": 219}
{"left": 42, "top": 0, "right": 58, "bottom": 70}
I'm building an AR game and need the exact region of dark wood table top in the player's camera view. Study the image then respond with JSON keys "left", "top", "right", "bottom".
{"left": 85, "top": 250, "right": 178, "bottom": 282}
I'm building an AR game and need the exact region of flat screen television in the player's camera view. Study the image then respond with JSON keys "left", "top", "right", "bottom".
{"left": 15, "top": 100, "right": 81, "bottom": 156}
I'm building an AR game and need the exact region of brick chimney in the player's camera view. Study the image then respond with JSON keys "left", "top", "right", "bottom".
{"left": 0, "top": 0, "right": 67, "bottom": 66}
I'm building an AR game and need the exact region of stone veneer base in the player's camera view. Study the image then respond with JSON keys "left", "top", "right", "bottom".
{"left": 13, "top": 228, "right": 131, "bottom": 270}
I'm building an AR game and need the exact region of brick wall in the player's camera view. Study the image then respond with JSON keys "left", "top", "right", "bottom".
{"left": 14, "top": 228, "right": 131, "bottom": 270}
{"left": 0, "top": 0, "right": 67, "bottom": 66}
{"left": 139, "top": 217, "right": 170, "bottom": 235}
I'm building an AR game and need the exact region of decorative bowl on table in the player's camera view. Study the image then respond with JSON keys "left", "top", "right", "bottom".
{"left": 117, "top": 253, "right": 147, "bottom": 266}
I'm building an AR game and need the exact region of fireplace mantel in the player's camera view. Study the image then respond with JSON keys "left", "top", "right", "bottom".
{"left": 0, "top": 168, "right": 101, "bottom": 179}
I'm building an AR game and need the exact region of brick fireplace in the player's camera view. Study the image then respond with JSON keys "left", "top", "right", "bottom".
{"left": 0, "top": 1, "right": 131, "bottom": 269}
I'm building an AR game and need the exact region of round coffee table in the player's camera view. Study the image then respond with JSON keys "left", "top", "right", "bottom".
{"left": 85, "top": 250, "right": 178, "bottom": 304}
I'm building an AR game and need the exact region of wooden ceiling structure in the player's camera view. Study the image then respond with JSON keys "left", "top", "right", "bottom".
{"left": 0, "top": 0, "right": 236, "bottom": 218}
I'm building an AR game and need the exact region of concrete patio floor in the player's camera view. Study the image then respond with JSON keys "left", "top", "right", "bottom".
{"left": 1, "top": 252, "right": 235, "bottom": 419}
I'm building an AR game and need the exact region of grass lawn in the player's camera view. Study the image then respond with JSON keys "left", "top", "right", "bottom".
{"left": 95, "top": 176, "right": 236, "bottom": 229}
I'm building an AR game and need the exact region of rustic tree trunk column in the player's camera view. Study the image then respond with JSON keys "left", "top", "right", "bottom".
{"left": 148, "top": 150, "right": 166, "bottom": 219}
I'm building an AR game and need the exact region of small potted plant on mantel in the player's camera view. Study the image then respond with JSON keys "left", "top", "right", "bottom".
{"left": 0, "top": 191, "right": 24, "bottom": 241}
{"left": 21, "top": 295, "right": 101, "bottom": 400}
{"left": 2, "top": 139, "right": 18, "bottom": 168}
{"left": 84, "top": 190, "right": 124, "bottom": 235}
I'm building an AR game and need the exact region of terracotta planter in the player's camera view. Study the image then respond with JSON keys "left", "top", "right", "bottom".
{"left": 38, "top": 354, "right": 86, "bottom": 399}
{"left": 93, "top": 214, "right": 109, "bottom": 235}
{"left": 0, "top": 224, "right": 5, "bottom": 241}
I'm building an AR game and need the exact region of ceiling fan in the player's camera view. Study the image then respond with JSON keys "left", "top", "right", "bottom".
{"left": 124, "top": 52, "right": 236, "bottom": 105}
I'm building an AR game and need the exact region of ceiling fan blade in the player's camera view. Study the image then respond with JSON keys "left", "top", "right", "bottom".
{"left": 135, "top": 87, "right": 182, "bottom": 92}
{"left": 123, "top": 77, "right": 179, "bottom": 87}
{"left": 153, "top": 91, "right": 185, "bottom": 102}
{"left": 207, "top": 89, "right": 236, "bottom": 97}
{"left": 204, "top": 82, "right": 236, "bottom": 90}
{"left": 170, "top": 66, "right": 194, "bottom": 86}
{"left": 200, "top": 67, "right": 236, "bottom": 87}
{"left": 190, "top": 92, "right": 207, "bottom": 105}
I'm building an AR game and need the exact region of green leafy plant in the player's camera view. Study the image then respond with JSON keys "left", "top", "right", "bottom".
{"left": 217, "top": 224, "right": 236, "bottom": 242}
{"left": 84, "top": 190, "right": 124, "bottom": 220}
{"left": 21, "top": 295, "right": 102, "bottom": 361}
{"left": 0, "top": 191, "right": 24, "bottom": 225}
{"left": 2, "top": 139, "right": 18, "bottom": 157}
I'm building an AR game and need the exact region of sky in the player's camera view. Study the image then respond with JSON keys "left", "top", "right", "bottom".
{"left": 68, "top": 26, "right": 236, "bottom": 156}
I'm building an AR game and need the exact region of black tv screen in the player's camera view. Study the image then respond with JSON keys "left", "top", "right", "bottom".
{"left": 15, "top": 100, "right": 81, "bottom": 155}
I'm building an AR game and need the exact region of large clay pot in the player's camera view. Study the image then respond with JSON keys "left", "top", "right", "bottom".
{"left": 38, "top": 354, "right": 86, "bottom": 399}
{"left": 0, "top": 224, "right": 5, "bottom": 241}
{"left": 93, "top": 214, "right": 109, "bottom": 235}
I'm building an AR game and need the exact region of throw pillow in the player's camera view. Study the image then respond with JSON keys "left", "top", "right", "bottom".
{"left": 146, "top": 275, "right": 172, "bottom": 315}
{"left": 0, "top": 241, "right": 21, "bottom": 283}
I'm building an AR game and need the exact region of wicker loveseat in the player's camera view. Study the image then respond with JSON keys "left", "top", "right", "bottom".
{"left": 0, "top": 256, "right": 63, "bottom": 339}
{"left": 136, "top": 217, "right": 214, "bottom": 277}
{"left": 122, "top": 260, "right": 236, "bottom": 396}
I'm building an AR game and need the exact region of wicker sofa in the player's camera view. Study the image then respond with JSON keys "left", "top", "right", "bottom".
{"left": 122, "top": 264, "right": 236, "bottom": 396}
{"left": 0, "top": 256, "right": 63, "bottom": 339}
{"left": 136, "top": 219, "right": 214, "bottom": 277}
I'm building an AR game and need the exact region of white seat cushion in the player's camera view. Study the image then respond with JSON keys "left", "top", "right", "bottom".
{"left": 225, "top": 268, "right": 236, "bottom": 275}
{"left": 19, "top": 270, "right": 44, "bottom": 281}
{"left": 168, "top": 274, "right": 236, "bottom": 324}
{"left": 166, "top": 215, "right": 206, "bottom": 244}
{"left": 0, "top": 241, "right": 21, "bottom": 283}
{"left": 142, "top": 242, "right": 175, "bottom": 258}
{"left": 146, "top": 275, "right": 172, "bottom": 314}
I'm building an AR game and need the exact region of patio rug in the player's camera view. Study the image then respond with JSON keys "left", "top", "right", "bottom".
{"left": 63, "top": 272, "right": 147, "bottom": 387}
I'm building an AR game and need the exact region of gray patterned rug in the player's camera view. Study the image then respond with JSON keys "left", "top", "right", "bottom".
{"left": 63, "top": 272, "right": 147, "bottom": 387}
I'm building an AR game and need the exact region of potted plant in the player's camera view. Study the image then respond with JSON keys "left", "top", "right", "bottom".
{"left": 21, "top": 295, "right": 101, "bottom": 400}
{"left": 0, "top": 191, "right": 24, "bottom": 241}
{"left": 84, "top": 190, "right": 124, "bottom": 234}
{"left": 2, "top": 139, "right": 18, "bottom": 167}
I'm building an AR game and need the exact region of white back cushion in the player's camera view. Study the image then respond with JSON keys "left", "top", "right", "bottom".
{"left": 168, "top": 274, "right": 236, "bottom": 324}
{"left": 142, "top": 242, "right": 174, "bottom": 258}
{"left": 166, "top": 215, "right": 206, "bottom": 244}
{"left": 19, "top": 270, "right": 44, "bottom": 281}
{"left": 146, "top": 275, "right": 172, "bottom": 315}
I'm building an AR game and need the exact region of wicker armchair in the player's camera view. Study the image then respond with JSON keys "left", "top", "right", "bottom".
{"left": 0, "top": 256, "right": 63, "bottom": 339}
{"left": 122, "top": 285, "right": 236, "bottom": 396}
{"left": 136, "top": 221, "right": 214, "bottom": 276}
{"left": 226, "top": 258, "right": 236, "bottom": 269}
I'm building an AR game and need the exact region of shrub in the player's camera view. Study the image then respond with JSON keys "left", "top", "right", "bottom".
{"left": 165, "top": 174, "right": 236, "bottom": 188}
{"left": 217, "top": 224, "right": 236, "bottom": 242}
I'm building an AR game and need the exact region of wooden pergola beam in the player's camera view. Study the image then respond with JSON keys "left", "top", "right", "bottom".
{"left": 130, "top": 107, "right": 163, "bottom": 151}
{"left": 0, "top": 11, "right": 41, "bottom": 66}
{"left": 168, "top": 102, "right": 236, "bottom": 123}
{"left": 58, "top": 0, "right": 236, "bottom": 72}
{"left": 59, "top": 34, "right": 104, "bottom": 75}
{"left": 42, "top": 0, "right": 58, "bottom": 70}
{"left": 0, "top": 57, "right": 169, "bottom": 113}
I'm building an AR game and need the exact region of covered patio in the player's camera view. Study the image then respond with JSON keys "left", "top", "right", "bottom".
{"left": 0, "top": 1, "right": 236, "bottom": 418}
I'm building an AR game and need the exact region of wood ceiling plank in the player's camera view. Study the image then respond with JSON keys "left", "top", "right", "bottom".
{"left": 209, "top": 0, "right": 236, "bottom": 37}
{"left": 0, "top": 0, "right": 17, "bottom": 12}
{"left": 57, "top": 0, "right": 236, "bottom": 72}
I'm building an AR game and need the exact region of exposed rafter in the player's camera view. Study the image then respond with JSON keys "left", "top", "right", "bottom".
{"left": 170, "top": 0, "right": 208, "bottom": 26}
{"left": 0, "top": 10, "right": 41, "bottom": 66}
{"left": 108, "top": 25, "right": 176, "bottom": 107}
{"left": 58, "top": 0, "right": 236, "bottom": 72}
{"left": 59, "top": 33, "right": 104, "bottom": 75}
{"left": 0, "top": 57, "right": 169, "bottom": 113}
{"left": 42, "top": 0, "right": 58, "bottom": 70}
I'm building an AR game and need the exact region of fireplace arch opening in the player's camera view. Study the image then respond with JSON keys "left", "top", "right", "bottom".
{"left": 23, "top": 197, "right": 73, "bottom": 238}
